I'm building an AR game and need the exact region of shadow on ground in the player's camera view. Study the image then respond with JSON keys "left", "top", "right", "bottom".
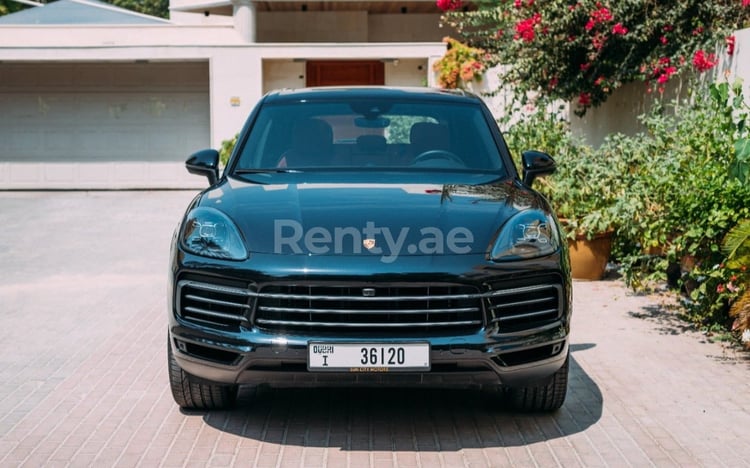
{"left": 199, "top": 347, "right": 602, "bottom": 450}
{"left": 628, "top": 304, "right": 695, "bottom": 336}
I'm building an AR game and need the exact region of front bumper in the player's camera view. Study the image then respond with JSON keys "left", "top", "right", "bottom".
{"left": 168, "top": 251, "right": 571, "bottom": 389}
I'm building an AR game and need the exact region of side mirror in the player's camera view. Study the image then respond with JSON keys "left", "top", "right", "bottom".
{"left": 521, "top": 150, "right": 556, "bottom": 186}
{"left": 186, "top": 149, "right": 220, "bottom": 185}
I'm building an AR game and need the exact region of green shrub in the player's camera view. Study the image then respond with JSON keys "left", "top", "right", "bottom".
{"left": 219, "top": 133, "right": 239, "bottom": 167}
{"left": 502, "top": 79, "right": 750, "bottom": 335}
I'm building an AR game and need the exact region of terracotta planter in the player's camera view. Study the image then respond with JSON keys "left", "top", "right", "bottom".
{"left": 567, "top": 231, "right": 614, "bottom": 280}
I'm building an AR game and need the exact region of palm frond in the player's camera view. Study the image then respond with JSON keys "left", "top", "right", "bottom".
{"left": 722, "top": 219, "right": 750, "bottom": 266}
{"left": 729, "top": 290, "right": 750, "bottom": 331}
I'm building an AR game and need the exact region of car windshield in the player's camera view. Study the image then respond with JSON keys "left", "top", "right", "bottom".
{"left": 231, "top": 98, "right": 506, "bottom": 174}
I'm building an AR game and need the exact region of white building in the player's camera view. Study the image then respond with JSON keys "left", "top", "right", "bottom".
{"left": 0, "top": 0, "right": 449, "bottom": 189}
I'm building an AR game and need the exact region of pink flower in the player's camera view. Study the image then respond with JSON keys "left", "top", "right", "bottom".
{"left": 744, "top": 0, "right": 750, "bottom": 6}
{"left": 578, "top": 92, "right": 592, "bottom": 107}
{"left": 594, "top": 76, "right": 605, "bottom": 86}
{"left": 660, "top": 36, "right": 668, "bottom": 45}
{"left": 612, "top": 23, "right": 628, "bottom": 35}
{"left": 693, "top": 49, "right": 717, "bottom": 72}
{"left": 657, "top": 73, "right": 670, "bottom": 84}
{"left": 580, "top": 62, "right": 591, "bottom": 71}
{"left": 727, "top": 35, "right": 736, "bottom": 56}
{"left": 717, "top": 283, "right": 726, "bottom": 294}
{"left": 692, "top": 27, "right": 704, "bottom": 36}
{"left": 592, "top": 33, "right": 606, "bottom": 50}
{"left": 436, "top": 0, "right": 462, "bottom": 11}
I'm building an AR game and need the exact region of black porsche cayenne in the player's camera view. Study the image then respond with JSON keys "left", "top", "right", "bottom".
{"left": 168, "top": 87, "right": 571, "bottom": 412}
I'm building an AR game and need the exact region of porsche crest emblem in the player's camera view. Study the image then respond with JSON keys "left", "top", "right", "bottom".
{"left": 363, "top": 238, "right": 376, "bottom": 250}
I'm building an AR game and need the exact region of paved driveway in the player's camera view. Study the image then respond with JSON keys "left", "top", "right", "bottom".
{"left": 0, "top": 191, "right": 749, "bottom": 467}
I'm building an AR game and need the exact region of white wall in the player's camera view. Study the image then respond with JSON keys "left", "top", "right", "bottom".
{"left": 258, "top": 11, "right": 368, "bottom": 42}
{"left": 384, "top": 59, "right": 430, "bottom": 87}
{"left": 262, "top": 60, "right": 306, "bottom": 94}
{"left": 368, "top": 14, "right": 444, "bottom": 42}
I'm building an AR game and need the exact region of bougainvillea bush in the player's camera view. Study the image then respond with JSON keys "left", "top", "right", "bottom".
{"left": 438, "top": 0, "right": 750, "bottom": 113}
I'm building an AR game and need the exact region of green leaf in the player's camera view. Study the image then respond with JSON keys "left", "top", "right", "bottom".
{"left": 730, "top": 139, "right": 750, "bottom": 183}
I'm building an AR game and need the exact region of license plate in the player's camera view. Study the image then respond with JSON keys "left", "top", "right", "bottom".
{"left": 308, "top": 342, "right": 430, "bottom": 372}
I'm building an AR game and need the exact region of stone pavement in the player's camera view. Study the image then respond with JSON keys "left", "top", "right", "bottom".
{"left": 0, "top": 190, "right": 749, "bottom": 468}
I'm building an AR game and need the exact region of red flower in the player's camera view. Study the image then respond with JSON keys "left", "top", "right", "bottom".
{"left": 717, "top": 283, "right": 726, "bottom": 294}
{"left": 591, "top": 7, "right": 613, "bottom": 23}
{"left": 578, "top": 92, "right": 592, "bottom": 107}
{"left": 744, "top": 0, "right": 750, "bottom": 6}
{"left": 612, "top": 23, "right": 628, "bottom": 35}
{"left": 660, "top": 36, "right": 668, "bottom": 45}
{"left": 514, "top": 13, "right": 542, "bottom": 42}
{"left": 594, "top": 76, "right": 605, "bottom": 86}
{"left": 727, "top": 35, "right": 736, "bottom": 56}
{"left": 580, "top": 62, "right": 591, "bottom": 71}
{"left": 693, "top": 49, "right": 717, "bottom": 72}
{"left": 692, "top": 27, "right": 704, "bottom": 36}
{"left": 585, "top": 7, "right": 612, "bottom": 31}
{"left": 436, "top": 0, "right": 462, "bottom": 11}
{"left": 658, "top": 57, "right": 671, "bottom": 65}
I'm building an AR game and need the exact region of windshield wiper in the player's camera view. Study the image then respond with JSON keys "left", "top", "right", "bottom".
{"left": 233, "top": 168, "right": 303, "bottom": 174}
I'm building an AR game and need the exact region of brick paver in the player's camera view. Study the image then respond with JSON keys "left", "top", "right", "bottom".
{"left": 1, "top": 191, "right": 749, "bottom": 467}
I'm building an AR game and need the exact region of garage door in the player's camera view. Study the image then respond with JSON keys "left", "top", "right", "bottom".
{"left": 0, "top": 62, "right": 209, "bottom": 189}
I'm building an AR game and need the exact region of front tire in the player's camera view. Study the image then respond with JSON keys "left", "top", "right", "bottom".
{"left": 505, "top": 354, "right": 569, "bottom": 412}
{"left": 168, "top": 340, "right": 238, "bottom": 410}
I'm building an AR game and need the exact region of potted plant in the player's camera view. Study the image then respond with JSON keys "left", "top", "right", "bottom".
{"left": 542, "top": 143, "right": 622, "bottom": 280}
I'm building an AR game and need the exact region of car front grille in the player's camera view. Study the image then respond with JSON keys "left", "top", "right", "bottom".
{"left": 486, "top": 276, "right": 564, "bottom": 330}
{"left": 176, "top": 275, "right": 566, "bottom": 333}
{"left": 253, "top": 284, "right": 484, "bottom": 334}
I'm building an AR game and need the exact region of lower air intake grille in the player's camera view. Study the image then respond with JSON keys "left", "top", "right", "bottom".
{"left": 487, "top": 277, "right": 563, "bottom": 330}
{"left": 177, "top": 279, "right": 254, "bottom": 328}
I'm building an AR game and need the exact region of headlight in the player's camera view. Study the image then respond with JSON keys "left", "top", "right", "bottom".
{"left": 181, "top": 207, "right": 247, "bottom": 260}
{"left": 490, "top": 210, "right": 560, "bottom": 261}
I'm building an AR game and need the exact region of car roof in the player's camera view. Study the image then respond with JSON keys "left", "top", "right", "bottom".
{"left": 262, "top": 86, "right": 484, "bottom": 105}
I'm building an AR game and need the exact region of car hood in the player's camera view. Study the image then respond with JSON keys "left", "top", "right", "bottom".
{"left": 196, "top": 177, "right": 550, "bottom": 258}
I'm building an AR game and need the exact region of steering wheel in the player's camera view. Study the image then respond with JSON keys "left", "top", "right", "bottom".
{"left": 412, "top": 150, "right": 465, "bottom": 167}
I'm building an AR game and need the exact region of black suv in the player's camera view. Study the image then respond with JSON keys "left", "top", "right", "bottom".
{"left": 168, "top": 87, "right": 571, "bottom": 412}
